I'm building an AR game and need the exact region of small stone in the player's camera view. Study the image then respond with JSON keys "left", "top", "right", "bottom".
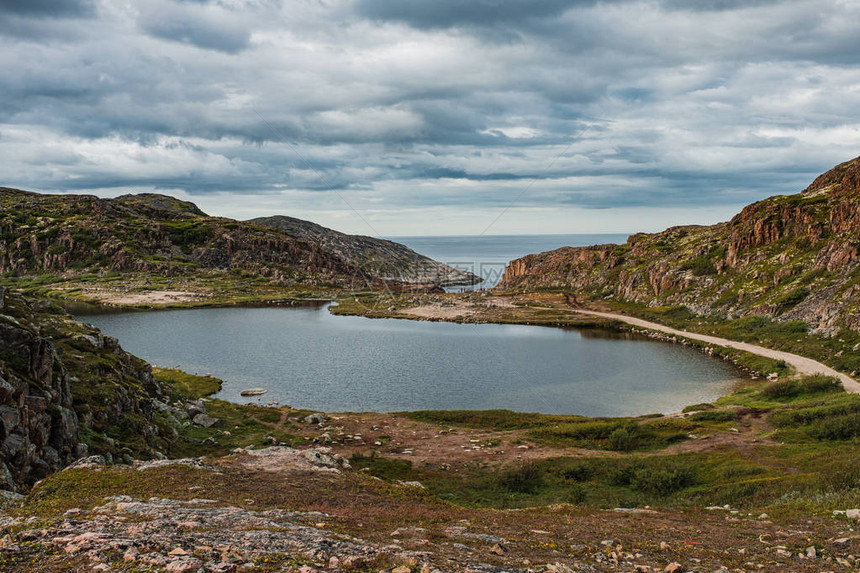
{"left": 832, "top": 538, "right": 852, "bottom": 548}
{"left": 664, "top": 563, "right": 684, "bottom": 573}
{"left": 166, "top": 560, "right": 203, "bottom": 573}
{"left": 341, "top": 555, "right": 365, "bottom": 568}
{"left": 124, "top": 547, "right": 139, "bottom": 561}
{"left": 806, "top": 546, "right": 817, "bottom": 558}
{"left": 391, "top": 567, "right": 412, "bottom": 573}
{"left": 660, "top": 541, "right": 670, "bottom": 551}
{"left": 490, "top": 543, "right": 507, "bottom": 555}
{"left": 846, "top": 509, "right": 860, "bottom": 520}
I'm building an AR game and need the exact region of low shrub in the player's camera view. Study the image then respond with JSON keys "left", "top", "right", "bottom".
{"left": 769, "top": 397, "right": 860, "bottom": 428}
{"left": 630, "top": 466, "right": 697, "bottom": 497}
{"left": 499, "top": 463, "right": 544, "bottom": 493}
{"left": 562, "top": 463, "right": 593, "bottom": 482}
{"left": 759, "top": 375, "right": 842, "bottom": 401}
{"left": 609, "top": 427, "right": 635, "bottom": 452}
{"left": 683, "top": 403, "right": 715, "bottom": 413}
{"left": 566, "top": 483, "right": 587, "bottom": 504}
{"left": 808, "top": 414, "right": 860, "bottom": 441}
{"left": 690, "top": 410, "right": 736, "bottom": 423}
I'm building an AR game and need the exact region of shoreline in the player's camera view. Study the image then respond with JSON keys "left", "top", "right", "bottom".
{"left": 67, "top": 289, "right": 857, "bottom": 418}
{"left": 567, "top": 309, "right": 860, "bottom": 395}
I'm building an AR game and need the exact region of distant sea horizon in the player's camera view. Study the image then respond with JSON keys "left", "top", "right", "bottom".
{"left": 391, "top": 233, "right": 630, "bottom": 289}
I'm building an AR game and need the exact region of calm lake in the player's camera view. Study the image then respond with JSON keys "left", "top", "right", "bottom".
{"left": 76, "top": 305, "right": 743, "bottom": 416}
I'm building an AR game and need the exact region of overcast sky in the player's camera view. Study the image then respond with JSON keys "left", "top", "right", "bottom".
{"left": 1, "top": 0, "right": 859, "bottom": 236}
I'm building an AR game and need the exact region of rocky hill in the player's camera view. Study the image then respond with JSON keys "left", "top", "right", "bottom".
{"left": 500, "top": 156, "right": 860, "bottom": 334}
{"left": 0, "top": 287, "right": 170, "bottom": 490}
{"left": 0, "top": 189, "right": 476, "bottom": 290}
{"left": 251, "top": 215, "right": 478, "bottom": 286}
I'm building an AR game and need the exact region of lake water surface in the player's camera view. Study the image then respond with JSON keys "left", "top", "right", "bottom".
{"left": 77, "top": 305, "right": 742, "bottom": 416}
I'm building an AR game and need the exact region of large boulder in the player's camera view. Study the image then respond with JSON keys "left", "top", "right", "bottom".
{"left": 192, "top": 414, "right": 225, "bottom": 428}
{"left": 185, "top": 399, "right": 206, "bottom": 419}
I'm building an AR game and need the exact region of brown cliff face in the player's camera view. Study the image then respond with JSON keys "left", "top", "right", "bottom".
{"left": 499, "top": 156, "right": 860, "bottom": 334}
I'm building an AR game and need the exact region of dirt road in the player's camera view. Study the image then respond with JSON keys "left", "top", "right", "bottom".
{"left": 570, "top": 309, "right": 860, "bottom": 394}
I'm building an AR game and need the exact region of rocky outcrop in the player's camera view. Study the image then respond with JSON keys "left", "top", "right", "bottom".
{"left": 0, "top": 289, "right": 80, "bottom": 489}
{"left": 499, "top": 156, "right": 860, "bottom": 334}
{"left": 0, "top": 189, "right": 476, "bottom": 288}
{"left": 250, "top": 215, "right": 479, "bottom": 286}
{"left": 0, "top": 289, "right": 169, "bottom": 490}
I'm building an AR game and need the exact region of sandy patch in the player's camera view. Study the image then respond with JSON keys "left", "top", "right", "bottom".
{"left": 89, "top": 290, "right": 204, "bottom": 306}
{"left": 404, "top": 296, "right": 516, "bottom": 320}
{"left": 405, "top": 302, "right": 476, "bottom": 320}
{"left": 232, "top": 446, "right": 349, "bottom": 473}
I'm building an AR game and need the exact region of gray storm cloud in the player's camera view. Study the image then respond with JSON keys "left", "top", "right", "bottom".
{"left": 1, "top": 0, "right": 859, "bottom": 234}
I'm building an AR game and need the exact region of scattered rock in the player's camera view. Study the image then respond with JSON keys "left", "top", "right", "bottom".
{"left": 239, "top": 388, "right": 267, "bottom": 397}
{"left": 166, "top": 559, "right": 203, "bottom": 572}
{"left": 133, "top": 458, "right": 210, "bottom": 471}
{"left": 489, "top": 543, "right": 507, "bottom": 555}
{"left": 396, "top": 480, "right": 425, "bottom": 489}
{"left": 0, "top": 490, "right": 24, "bottom": 503}
{"left": 185, "top": 399, "right": 206, "bottom": 418}
{"left": 193, "top": 414, "right": 225, "bottom": 428}
{"left": 304, "top": 413, "right": 326, "bottom": 425}
{"left": 846, "top": 508, "right": 860, "bottom": 520}
{"left": 664, "top": 563, "right": 684, "bottom": 573}
{"left": 65, "top": 455, "right": 106, "bottom": 470}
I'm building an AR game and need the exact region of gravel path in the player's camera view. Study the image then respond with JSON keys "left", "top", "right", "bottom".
{"left": 571, "top": 309, "right": 860, "bottom": 394}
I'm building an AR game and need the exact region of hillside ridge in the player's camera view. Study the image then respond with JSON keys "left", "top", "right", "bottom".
{"left": 0, "top": 187, "right": 477, "bottom": 290}
{"left": 500, "top": 156, "right": 860, "bottom": 334}
{"left": 250, "top": 215, "right": 479, "bottom": 286}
